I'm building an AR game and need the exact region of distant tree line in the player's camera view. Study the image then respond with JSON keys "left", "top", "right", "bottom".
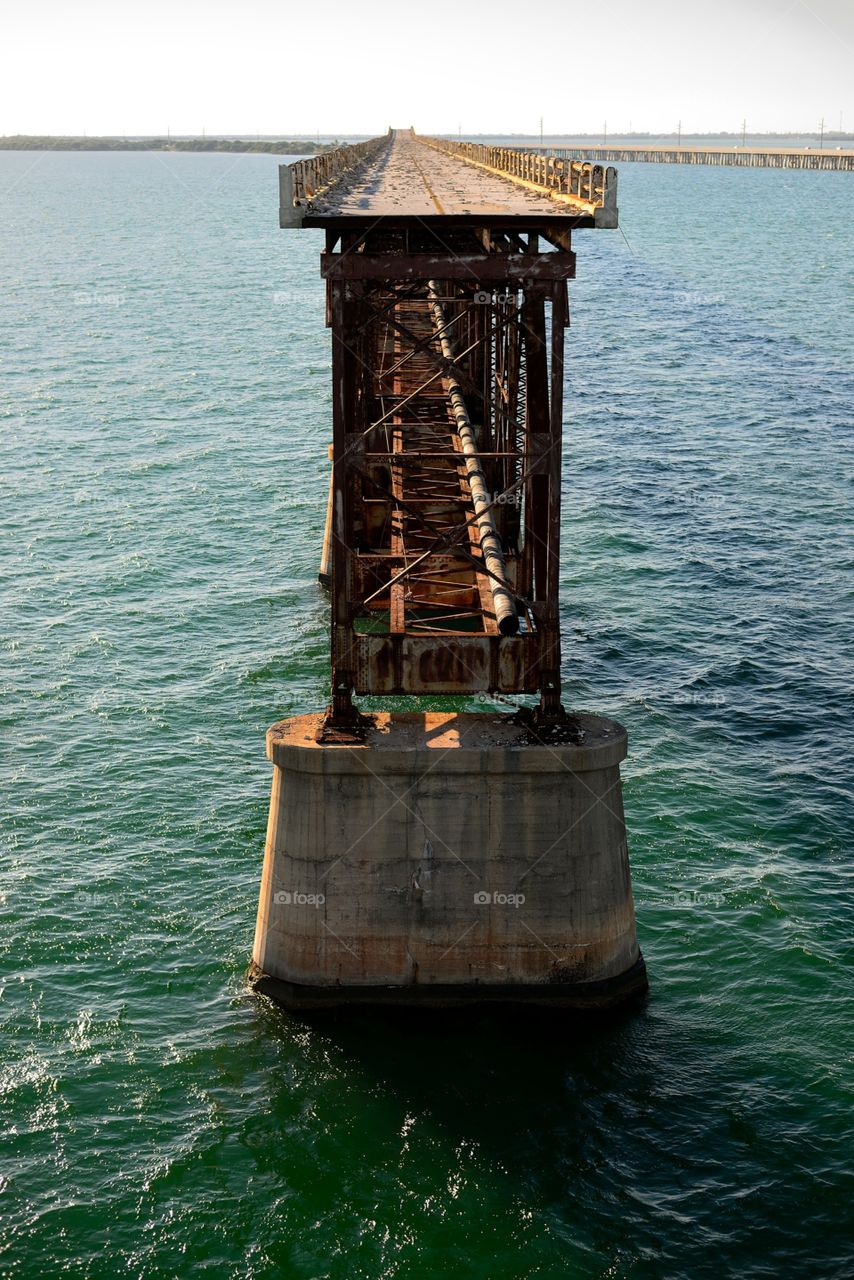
{"left": 0, "top": 136, "right": 327, "bottom": 154}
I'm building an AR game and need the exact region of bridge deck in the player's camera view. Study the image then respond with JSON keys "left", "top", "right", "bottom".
{"left": 308, "top": 131, "right": 562, "bottom": 219}
{"left": 281, "top": 129, "right": 618, "bottom": 229}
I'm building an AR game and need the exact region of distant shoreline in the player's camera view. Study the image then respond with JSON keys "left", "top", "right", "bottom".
{"left": 4, "top": 131, "right": 854, "bottom": 149}
{"left": 0, "top": 136, "right": 322, "bottom": 154}
{"left": 3, "top": 132, "right": 852, "bottom": 160}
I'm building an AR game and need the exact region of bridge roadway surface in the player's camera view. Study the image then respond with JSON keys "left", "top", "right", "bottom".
{"left": 309, "top": 130, "right": 566, "bottom": 219}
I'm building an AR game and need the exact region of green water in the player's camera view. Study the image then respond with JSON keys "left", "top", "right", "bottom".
{"left": 1, "top": 151, "right": 852, "bottom": 1277}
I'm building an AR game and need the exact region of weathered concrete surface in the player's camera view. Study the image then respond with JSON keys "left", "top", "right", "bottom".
{"left": 251, "top": 712, "right": 646, "bottom": 1008}
{"left": 308, "top": 131, "right": 564, "bottom": 219}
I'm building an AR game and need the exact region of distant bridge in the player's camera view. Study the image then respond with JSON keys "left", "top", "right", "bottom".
{"left": 520, "top": 142, "right": 854, "bottom": 170}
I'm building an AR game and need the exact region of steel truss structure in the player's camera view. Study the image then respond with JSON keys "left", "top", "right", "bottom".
{"left": 278, "top": 132, "right": 617, "bottom": 733}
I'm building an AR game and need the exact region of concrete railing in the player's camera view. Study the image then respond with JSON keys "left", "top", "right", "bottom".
{"left": 280, "top": 132, "right": 390, "bottom": 225}
{"left": 418, "top": 135, "right": 618, "bottom": 226}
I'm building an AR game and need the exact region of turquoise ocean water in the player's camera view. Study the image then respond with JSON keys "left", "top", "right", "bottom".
{"left": 1, "top": 151, "right": 852, "bottom": 1278}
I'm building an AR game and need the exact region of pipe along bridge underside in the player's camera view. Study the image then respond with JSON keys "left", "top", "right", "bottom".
{"left": 280, "top": 129, "right": 618, "bottom": 732}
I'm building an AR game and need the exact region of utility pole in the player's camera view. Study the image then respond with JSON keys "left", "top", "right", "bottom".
{"left": 603, "top": 119, "right": 607, "bottom": 146}
{"left": 819, "top": 117, "right": 825, "bottom": 148}
{"left": 677, "top": 118, "right": 682, "bottom": 145}
{"left": 741, "top": 117, "right": 746, "bottom": 147}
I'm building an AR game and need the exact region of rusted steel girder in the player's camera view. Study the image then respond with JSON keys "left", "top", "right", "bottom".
{"left": 321, "top": 266, "right": 571, "bottom": 726}
{"left": 275, "top": 130, "right": 617, "bottom": 731}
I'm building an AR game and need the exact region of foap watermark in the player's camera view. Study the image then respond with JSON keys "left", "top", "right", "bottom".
{"left": 483, "top": 692, "right": 522, "bottom": 712}
{"left": 74, "top": 890, "right": 122, "bottom": 907}
{"left": 489, "top": 489, "right": 521, "bottom": 506}
{"left": 671, "top": 490, "right": 727, "bottom": 510}
{"left": 273, "top": 890, "right": 325, "bottom": 907}
{"left": 673, "top": 290, "right": 725, "bottom": 307}
{"left": 673, "top": 888, "right": 727, "bottom": 908}
{"left": 474, "top": 890, "right": 525, "bottom": 907}
{"left": 73, "top": 291, "right": 126, "bottom": 307}
{"left": 473, "top": 290, "right": 517, "bottom": 305}
{"left": 672, "top": 691, "right": 726, "bottom": 708}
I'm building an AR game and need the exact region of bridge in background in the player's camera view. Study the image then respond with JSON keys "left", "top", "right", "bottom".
{"left": 518, "top": 141, "right": 854, "bottom": 170}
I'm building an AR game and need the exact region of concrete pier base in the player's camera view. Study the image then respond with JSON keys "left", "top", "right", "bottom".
{"left": 251, "top": 712, "right": 646, "bottom": 1009}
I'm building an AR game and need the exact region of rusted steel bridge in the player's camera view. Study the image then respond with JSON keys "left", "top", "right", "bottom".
{"left": 280, "top": 128, "right": 617, "bottom": 736}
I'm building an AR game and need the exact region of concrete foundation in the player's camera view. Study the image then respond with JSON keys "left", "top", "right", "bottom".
{"left": 251, "top": 712, "right": 646, "bottom": 1009}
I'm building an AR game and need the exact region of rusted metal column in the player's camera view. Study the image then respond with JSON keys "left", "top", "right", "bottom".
{"left": 521, "top": 289, "right": 551, "bottom": 608}
{"left": 328, "top": 278, "right": 360, "bottom": 724}
{"left": 540, "top": 280, "right": 568, "bottom": 719}
{"left": 426, "top": 282, "right": 518, "bottom": 636}
{"left": 520, "top": 285, "right": 564, "bottom": 717}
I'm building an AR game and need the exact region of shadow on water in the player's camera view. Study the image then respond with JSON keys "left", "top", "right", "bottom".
{"left": 247, "top": 988, "right": 853, "bottom": 1278}
{"left": 300, "top": 996, "right": 649, "bottom": 1142}
{"left": 258, "top": 991, "right": 656, "bottom": 1174}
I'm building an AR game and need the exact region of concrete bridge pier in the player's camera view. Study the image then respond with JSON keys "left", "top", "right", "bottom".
{"left": 250, "top": 712, "right": 646, "bottom": 1009}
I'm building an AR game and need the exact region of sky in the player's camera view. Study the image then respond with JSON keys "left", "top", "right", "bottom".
{"left": 1, "top": 0, "right": 851, "bottom": 137}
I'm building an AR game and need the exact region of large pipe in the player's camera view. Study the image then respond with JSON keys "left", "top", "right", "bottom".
{"left": 426, "top": 282, "right": 518, "bottom": 636}
{"left": 319, "top": 443, "right": 334, "bottom": 586}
